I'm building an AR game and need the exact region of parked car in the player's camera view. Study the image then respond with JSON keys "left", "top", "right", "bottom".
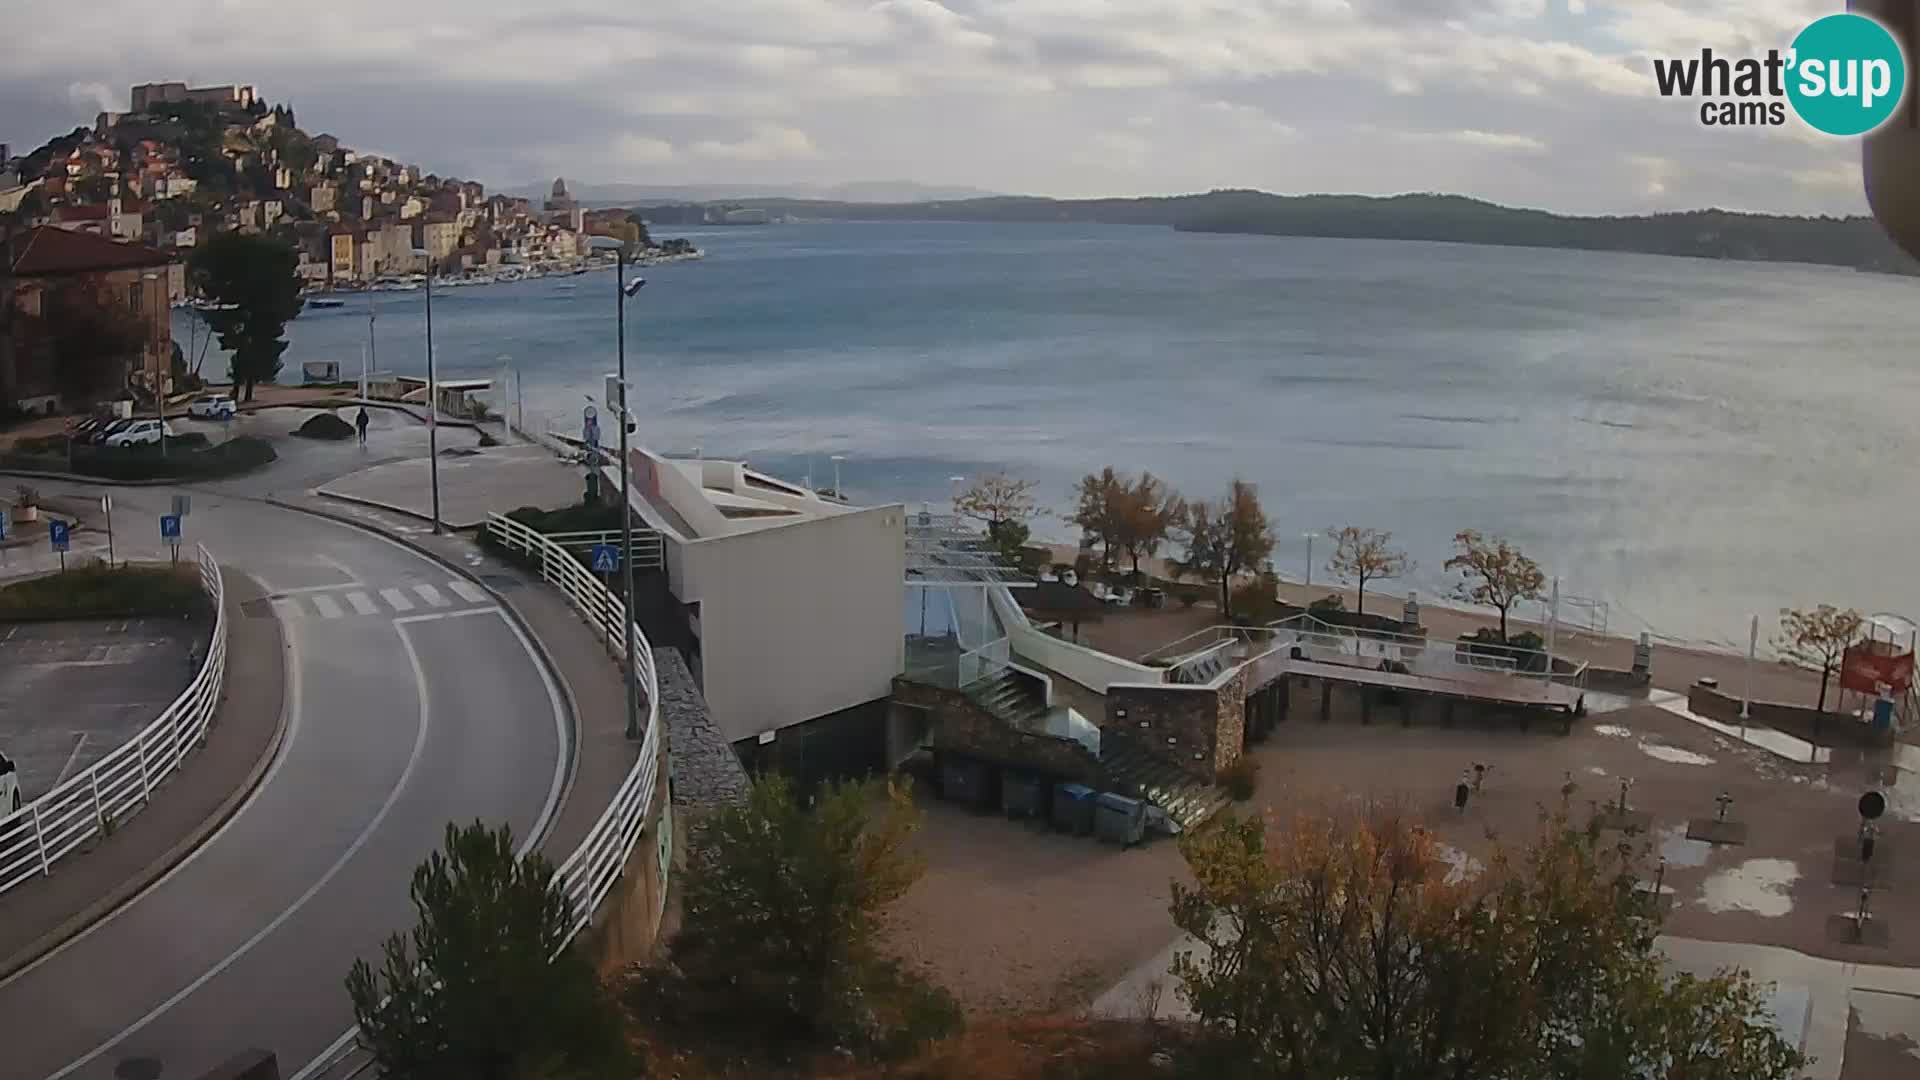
{"left": 68, "top": 417, "right": 104, "bottom": 440}
{"left": 104, "top": 419, "right": 176, "bottom": 447}
{"left": 187, "top": 395, "right": 237, "bottom": 420}
{"left": 0, "top": 752, "right": 19, "bottom": 818}
{"left": 90, "top": 419, "right": 135, "bottom": 444}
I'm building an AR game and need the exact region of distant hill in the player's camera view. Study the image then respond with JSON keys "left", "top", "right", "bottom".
{"left": 632, "top": 189, "right": 1920, "bottom": 277}
{"left": 504, "top": 179, "right": 1000, "bottom": 207}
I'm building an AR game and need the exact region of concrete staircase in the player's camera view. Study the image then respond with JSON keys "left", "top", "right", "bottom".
{"left": 1098, "top": 736, "right": 1234, "bottom": 832}
{"left": 965, "top": 670, "right": 1233, "bottom": 833}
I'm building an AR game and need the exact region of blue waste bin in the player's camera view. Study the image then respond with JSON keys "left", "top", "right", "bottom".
{"left": 1094, "top": 792, "right": 1147, "bottom": 847}
{"left": 1052, "top": 782, "right": 1096, "bottom": 835}
{"left": 1002, "top": 769, "right": 1047, "bottom": 821}
{"left": 940, "top": 755, "right": 992, "bottom": 810}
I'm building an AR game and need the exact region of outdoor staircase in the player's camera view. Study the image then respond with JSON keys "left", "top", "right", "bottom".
{"left": 965, "top": 669, "right": 1053, "bottom": 734}
{"left": 1098, "top": 736, "right": 1235, "bottom": 832}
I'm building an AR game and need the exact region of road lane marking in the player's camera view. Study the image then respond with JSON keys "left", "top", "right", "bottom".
{"left": 51, "top": 734, "right": 89, "bottom": 789}
{"left": 47, "top": 618, "right": 433, "bottom": 1080}
{"left": 447, "top": 579, "right": 488, "bottom": 604}
{"left": 379, "top": 587, "right": 414, "bottom": 612}
{"left": 345, "top": 591, "right": 379, "bottom": 616}
{"left": 393, "top": 607, "right": 501, "bottom": 625}
{"left": 412, "top": 583, "right": 449, "bottom": 607}
{"left": 295, "top": 604, "right": 574, "bottom": 1080}
{"left": 269, "top": 598, "right": 303, "bottom": 622}
{"left": 316, "top": 553, "right": 362, "bottom": 584}
{"left": 310, "top": 594, "right": 344, "bottom": 620}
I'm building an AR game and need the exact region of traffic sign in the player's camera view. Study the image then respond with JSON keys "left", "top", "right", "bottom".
{"left": 172, "top": 494, "right": 191, "bottom": 518}
{"left": 0, "top": 510, "right": 8, "bottom": 542}
{"left": 160, "top": 515, "right": 182, "bottom": 541}
{"left": 49, "top": 521, "right": 70, "bottom": 552}
{"left": 590, "top": 543, "right": 619, "bottom": 574}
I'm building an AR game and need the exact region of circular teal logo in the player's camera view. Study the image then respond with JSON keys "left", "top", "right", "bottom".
{"left": 1787, "top": 13, "right": 1907, "bottom": 136}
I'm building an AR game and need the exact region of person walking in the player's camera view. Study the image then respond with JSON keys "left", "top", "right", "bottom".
{"left": 355, "top": 406, "right": 370, "bottom": 446}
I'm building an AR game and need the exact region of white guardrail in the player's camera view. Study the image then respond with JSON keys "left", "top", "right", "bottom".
{"left": 0, "top": 544, "right": 226, "bottom": 896}
{"left": 482, "top": 512, "right": 663, "bottom": 945}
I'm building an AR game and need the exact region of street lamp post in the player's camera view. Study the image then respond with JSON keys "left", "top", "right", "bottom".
{"left": 142, "top": 271, "right": 168, "bottom": 459}
{"left": 592, "top": 235, "right": 647, "bottom": 741}
{"left": 831, "top": 454, "right": 845, "bottom": 500}
{"left": 1303, "top": 531, "right": 1317, "bottom": 590}
{"left": 415, "top": 250, "right": 441, "bottom": 534}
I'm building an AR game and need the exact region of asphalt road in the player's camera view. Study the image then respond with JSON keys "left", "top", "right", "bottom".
{"left": 0, "top": 488, "right": 568, "bottom": 1079}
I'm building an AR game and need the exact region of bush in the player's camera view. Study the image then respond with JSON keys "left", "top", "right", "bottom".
{"left": 0, "top": 435, "right": 276, "bottom": 481}
{"left": 1228, "top": 580, "right": 1281, "bottom": 627}
{"left": 1308, "top": 593, "right": 1347, "bottom": 614}
{"left": 0, "top": 563, "right": 208, "bottom": 620}
{"left": 292, "top": 411, "right": 356, "bottom": 440}
{"left": 1179, "top": 589, "right": 1201, "bottom": 608}
{"left": 1220, "top": 756, "right": 1260, "bottom": 801}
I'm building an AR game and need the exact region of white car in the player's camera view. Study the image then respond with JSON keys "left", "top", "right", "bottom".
{"left": 104, "top": 419, "right": 177, "bottom": 447}
{"left": 187, "top": 395, "right": 237, "bottom": 420}
{"left": 0, "top": 752, "right": 19, "bottom": 819}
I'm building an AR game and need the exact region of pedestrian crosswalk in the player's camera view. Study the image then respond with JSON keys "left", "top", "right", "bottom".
{"left": 269, "top": 581, "right": 495, "bottom": 621}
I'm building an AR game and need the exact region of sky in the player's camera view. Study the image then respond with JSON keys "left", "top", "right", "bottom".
{"left": 0, "top": 0, "right": 1881, "bottom": 215}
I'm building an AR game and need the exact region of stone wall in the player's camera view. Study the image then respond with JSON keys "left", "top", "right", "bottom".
{"left": 656, "top": 647, "right": 750, "bottom": 811}
{"left": 892, "top": 677, "right": 1100, "bottom": 783}
{"left": 1687, "top": 683, "right": 1893, "bottom": 749}
{"left": 1106, "top": 667, "right": 1246, "bottom": 782}
{"left": 1585, "top": 666, "right": 1651, "bottom": 693}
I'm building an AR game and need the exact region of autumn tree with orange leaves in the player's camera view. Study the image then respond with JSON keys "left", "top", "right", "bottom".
{"left": 1170, "top": 805, "right": 1804, "bottom": 1080}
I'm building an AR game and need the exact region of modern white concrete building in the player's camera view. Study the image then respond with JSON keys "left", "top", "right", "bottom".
{"left": 608, "top": 447, "right": 908, "bottom": 749}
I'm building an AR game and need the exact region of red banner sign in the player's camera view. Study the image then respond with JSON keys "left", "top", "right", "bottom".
{"left": 1841, "top": 644, "right": 1915, "bottom": 694}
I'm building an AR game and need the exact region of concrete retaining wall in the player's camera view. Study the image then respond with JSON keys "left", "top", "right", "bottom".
{"left": 1687, "top": 683, "right": 1892, "bottom": 749}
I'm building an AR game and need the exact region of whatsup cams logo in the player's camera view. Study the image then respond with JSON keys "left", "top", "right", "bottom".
{"left": 1653, "top": 12, "right": 1908, "bottom": 135}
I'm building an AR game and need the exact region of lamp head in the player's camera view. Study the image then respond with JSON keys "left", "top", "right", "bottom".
{"left": 623, "top": 277, "right": 647, "bottom": 298}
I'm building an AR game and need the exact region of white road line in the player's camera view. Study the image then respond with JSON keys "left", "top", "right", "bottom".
{"left": 345, "top": 591, "right": 379, "bottom": 616}
{"left": 447, "top": 579, "right": 488, "bottom": 604}
{"left": 379, "top": 587, "right": 414, "bottom": 612}
{"left": 269, "top": 598, "right": 303, "bottom": 622}
{"left": 47, "top": 618, "right": 433, "bottom": 1080}
{"left": 51, "top": 734, "right": 89, "bottom": 789}
{"left": 393, "top": 606, "right": 501, "bottom": 625}
{"left": 316, "top": 554, "right": 362, "bottom": 584}
{"left": 412, "top": 583, "right": 449, "bottom": 608}
{"left": 268, "top": 583, "right": 364, "bottom": 595}
{"left": 309, "top": 594, "right": 344, "bottom": 620}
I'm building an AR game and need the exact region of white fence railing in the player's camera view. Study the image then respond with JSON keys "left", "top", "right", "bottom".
{"left": 482, "top": 512, "right": 663, "bottom": 944}
{"left": 957, "top": 636, "right": 1011, "bottom": 688}
{"left": 0, "top": 544, "right": 226, "bottom": 897}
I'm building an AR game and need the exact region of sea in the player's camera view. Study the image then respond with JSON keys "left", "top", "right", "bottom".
{"left": 175, "top": 220, "right": 1920, "bottom": 649}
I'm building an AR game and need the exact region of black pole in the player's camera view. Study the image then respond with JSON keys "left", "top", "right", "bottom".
{"left": 618, "top": 247, "right": 639, "bottom": 741}
{"left": 426, "top": 271, "right": 440, "bottom": 534}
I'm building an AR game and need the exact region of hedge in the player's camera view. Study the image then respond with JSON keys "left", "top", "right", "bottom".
{"left": 0, "top": 563, "right": 209, "bottom": 620}
{"left": 0, "top": 435, "right": 277, "bottom": 482}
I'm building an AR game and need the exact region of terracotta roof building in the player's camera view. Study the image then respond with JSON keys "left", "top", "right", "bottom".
{"left": 6, "top": 226, "right": 177, "bottom": 412}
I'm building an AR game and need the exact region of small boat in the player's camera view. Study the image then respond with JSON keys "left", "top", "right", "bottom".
{"left": 307, "top": 298, "right": 346, "bottom": 309}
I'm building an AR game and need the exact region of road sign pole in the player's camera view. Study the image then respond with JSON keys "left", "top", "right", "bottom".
{"left": 103, "top": 494, "right": 114, "bottom": 568}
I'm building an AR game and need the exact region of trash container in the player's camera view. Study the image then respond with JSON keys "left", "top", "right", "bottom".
{"left": 1052, "top": 782, "right": 1097, "bottom": 835}
{"left": 1094, "top": 792, "right": 1147, "bottom": 847}
{"left": 940, "top": 755, "right": 992, "bottom": 810}
{"left": 1002, "top": 769, "right": 1048, "bottom": 821}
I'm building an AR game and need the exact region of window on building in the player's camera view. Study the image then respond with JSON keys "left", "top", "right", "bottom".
{"left": 128, "top": 282, "right": 142, "bottom": 313}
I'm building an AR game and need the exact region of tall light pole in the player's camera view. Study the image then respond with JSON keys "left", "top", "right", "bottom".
{"left": 831, "top": 454, "right": 845, "bottom": 500}
{"left": 592, "top": 234, "right": 646, "bottom": 741}
{"left": 415, "top": 249, "right": 441, "bottom": 534}
{"left": 1303, "top": 531, "right": 1317, "bottom": 590}
{"left": 143, "top": 271, "right": 168, "bottom": 458}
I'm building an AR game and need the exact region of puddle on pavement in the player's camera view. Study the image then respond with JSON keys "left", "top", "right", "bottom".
{"left": 1592, "top": 724, "right": 1633, "bottom": 738}
{"left": 1433, "top": 843, "right": 1485, "bottom": 885}
{"left": 1638, "top": 741, "right": 1716, "bottom": 766}
{"left": 1656, "top": 823, "right": 1714, "bottom": 868}
{"left": 1698, "top": 858, "right": 1799, "bottom": 917}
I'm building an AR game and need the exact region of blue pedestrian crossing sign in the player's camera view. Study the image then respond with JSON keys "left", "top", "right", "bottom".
{"left": 49, "top": 520, "right": 70, "bottom": 552}
{"left": 590, "top": 543, "right": 619, "bottom": 574}
{"left": 161, "top": 515, "right": 182, "bottom": 541}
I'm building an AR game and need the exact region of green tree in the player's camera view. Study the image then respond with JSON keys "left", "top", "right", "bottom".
{"left": 1444, "top": 528, "right": 1545, "bottom": 641}
{"left": 637, "top": 775, "right": 955, "bottom": 1057}
{"left": 189, "top": 231, "right": 302, "bottom": 401}
{"left": 1172, "top": 478, "right": 1274, "bottom": 619}
{"left": 1171, "top": 805, "right": 1806, "bottom": 1080}
{"left": 1116, "top": 471, "right": 1183, "bottom": 579}
{"left": 346, "top": 821, "right": 629, "bottom": 1080}
{"left": 1776, "top": 604, "right": 1865, "bottom": 714}
{"left": 1069, "top": 466, "right": 1124, "bottom": 572}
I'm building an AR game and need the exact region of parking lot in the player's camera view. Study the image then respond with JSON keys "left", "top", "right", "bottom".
{"left": 0, "top": 616, "right": 209, "bottom": 800}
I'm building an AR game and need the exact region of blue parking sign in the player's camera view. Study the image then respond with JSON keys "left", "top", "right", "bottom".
{"left": 49, "top": 520, "right": 69, "bottom": 552}
{"left": 590, "top": 543, "right": 619, "bottom": 574}
{"left": 0, "top": 511, "right": 8, "bottom": 542}
{"left": 161, "top": 515, "right": 182, "bottom": 541}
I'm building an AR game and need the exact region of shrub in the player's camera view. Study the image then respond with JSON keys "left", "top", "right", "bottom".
{"left": 292, "top": 411, "right": 355, "bottom": 440}
{"left": 1228, "top": 580, "right": 1281, "bottom": 627}
{"left": 0, "top": 563, "right": 208, "bottom": 619}
{"left": 1179, "top": 589, "right": 1201, "bottom": 608}
{"left": 1308, "top": 593, "right": 1347, "bottom": 614}
{"left": 1220, "top": 756, "right": 1260, "bottom": 801}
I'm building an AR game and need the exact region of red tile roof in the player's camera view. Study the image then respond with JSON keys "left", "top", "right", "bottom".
{"left": 10, "top": 225, "right": 173, "bottom": 276}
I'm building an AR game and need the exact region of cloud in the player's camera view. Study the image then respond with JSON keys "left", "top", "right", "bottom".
{"left": 0, "top": 0, "right": 1872, "bottom": 213}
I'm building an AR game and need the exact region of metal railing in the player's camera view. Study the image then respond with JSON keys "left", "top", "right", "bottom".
{"left": 482, "top": 512, "right": 663, "bottom": 944}
{"left": 957, "top": 636, "right": 1011, "bottom": 688}
{"left": 0, "top": 544, "right": 226, "bottom": 897}
{"left": 542, "top": 528, "right": 664, "bottom": 571}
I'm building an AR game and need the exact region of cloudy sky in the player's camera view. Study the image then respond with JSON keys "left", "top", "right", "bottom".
{"left": 0, "top": 0, "right": 1877, "bottom": 214}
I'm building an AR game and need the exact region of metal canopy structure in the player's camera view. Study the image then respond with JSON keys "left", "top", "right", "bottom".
{"left": 904, "top": 511, "right": 1035, "bottom": 588}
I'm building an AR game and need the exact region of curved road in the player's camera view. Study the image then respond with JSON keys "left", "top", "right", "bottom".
{"left": 0, "top": 489, "right": 569, "bottom": 1079}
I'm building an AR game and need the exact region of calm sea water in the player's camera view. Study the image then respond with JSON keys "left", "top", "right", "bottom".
{"left": 178, "top": 221, "right": 1920, "bottom": 647}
